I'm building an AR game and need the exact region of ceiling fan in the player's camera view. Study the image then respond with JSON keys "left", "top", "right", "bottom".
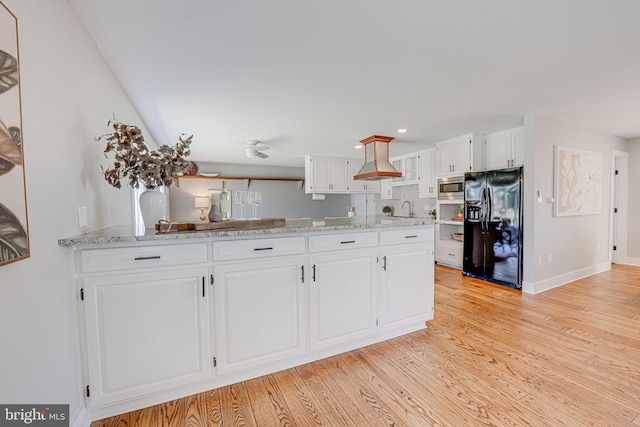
{"left": 245, "top": 139, "right": 270, "bottom": 159}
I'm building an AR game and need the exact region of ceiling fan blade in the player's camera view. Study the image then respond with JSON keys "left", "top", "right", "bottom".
{"left": 255, "top": 151, "right": 269, "bottom": 159}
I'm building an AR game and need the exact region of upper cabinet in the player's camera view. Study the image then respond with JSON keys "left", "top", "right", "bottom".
{"left": 435, "top": 133, "right": 484, "bottom": 178}
{"left": 418, "top": 148, "right": 436, "bottom": 198}
{"left": 305, "top": 156, "right": 349, "bottom": 193}
{"left": 305, "top": 155, "right": 380, "bottom": 194}
{"left": 348, "top": 160, "right": 381, "bottom": 193}
{"left": 390, "top": 153, "right": 419, "bottom": 185}
{"left": 485, "top": 127, "right": 524, "bottom": 170}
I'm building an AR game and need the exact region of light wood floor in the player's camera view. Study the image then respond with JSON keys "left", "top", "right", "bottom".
{"left": 92, "top": 264, "right": 640, "bottom": 426}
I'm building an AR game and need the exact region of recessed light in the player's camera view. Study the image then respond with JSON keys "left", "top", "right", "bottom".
{"left": 397, "top": 128, "right": 407, "bottom": 133}
{"left": 354, "top": 145, "right": 362, "bottom": 149}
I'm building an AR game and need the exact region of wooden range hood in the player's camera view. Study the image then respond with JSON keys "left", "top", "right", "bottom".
{"left": 353, "top": 135, "right": 402, "bottom": 180}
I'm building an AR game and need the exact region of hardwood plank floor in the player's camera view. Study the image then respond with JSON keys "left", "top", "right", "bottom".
{"left": 92, "top": 264, "right": 640, "bottom": 426}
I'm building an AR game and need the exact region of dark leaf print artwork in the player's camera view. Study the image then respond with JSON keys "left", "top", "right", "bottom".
{"left": 0, "top": 203, "right": 28, "bottom": 263}
{"left": 0, "top": 49, "right": 18, "bottom": 94}
{"left": 0, "top": 118, "right": 21, "bottom": 175}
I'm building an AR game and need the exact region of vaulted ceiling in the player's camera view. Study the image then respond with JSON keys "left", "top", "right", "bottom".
{"left": 69, "top": 0, "right": 640, "bottom": 167}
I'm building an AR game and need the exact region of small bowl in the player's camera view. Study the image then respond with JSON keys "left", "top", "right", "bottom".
{"left": 452, "top": 232, "right": 464, "bottom": 242}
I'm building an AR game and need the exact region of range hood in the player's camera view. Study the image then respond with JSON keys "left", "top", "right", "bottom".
{"left": 353, "top": 135, "right": 402, "bottom": 180}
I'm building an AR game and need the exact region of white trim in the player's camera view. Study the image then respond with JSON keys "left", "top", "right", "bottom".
{"left": 627, "top": 257, "right": 640, "bottom": 267}
{"left": 521, "top": 261, "right": 610, "bottom": 294}
{"left": 71, "top": 407, "right": 90, "bottom": 427}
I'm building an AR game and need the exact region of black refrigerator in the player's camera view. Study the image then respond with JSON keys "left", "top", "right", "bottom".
{"left": 463, "top": 167, "right": 523, "bottom": 289}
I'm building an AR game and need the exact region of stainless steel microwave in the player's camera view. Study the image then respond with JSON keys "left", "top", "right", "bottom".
{"left": 437, "top": 177, "right": 464, "bottom": 199}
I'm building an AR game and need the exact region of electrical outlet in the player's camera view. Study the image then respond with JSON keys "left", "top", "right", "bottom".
{"left": 548, "top": 254, "right": 553, "bottom": 263}
{"left": 538, "top": 256, "right": 542, "bottom": 266}
{"left": 78, "top": 206, "right": 88, "bottom": 228}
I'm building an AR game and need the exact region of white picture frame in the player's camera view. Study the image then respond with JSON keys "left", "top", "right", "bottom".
{"left": 554, "top": 145, "right": 602, "bottom": 216}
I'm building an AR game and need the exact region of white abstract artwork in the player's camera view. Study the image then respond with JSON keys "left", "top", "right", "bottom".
{"left": 554, "top": 145, "right": 602, "bottom": 216}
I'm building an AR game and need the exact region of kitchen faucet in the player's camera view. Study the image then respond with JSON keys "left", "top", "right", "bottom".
{"left": 402, "top": 200, "right": 415, "bottom": 217}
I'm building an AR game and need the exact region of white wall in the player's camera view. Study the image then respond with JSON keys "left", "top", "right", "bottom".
{"left": 0, "top": 1, "right": 155, "bottom": 424}
{"left": 627, "top": 138, "right": 640, "bottom": 263}
{"left": 522, "top": 114, "right": 627, "bottom": 293}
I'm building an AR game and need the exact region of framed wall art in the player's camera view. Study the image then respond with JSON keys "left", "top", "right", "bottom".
{"left": 0, "top": 1, "right": 29, "bottom": 267}
{"left": 554, "top": 145, "right": 602, "bottom": 217}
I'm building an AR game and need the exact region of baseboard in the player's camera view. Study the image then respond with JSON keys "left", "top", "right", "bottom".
{"left": 626, "top": 257, "right": 640, "bottom": 266}
{"left": 522, "top": 261, "right": 611, "bottom": 294}
{"left": 71, "top": 406, "right": 90, "bottom": 427}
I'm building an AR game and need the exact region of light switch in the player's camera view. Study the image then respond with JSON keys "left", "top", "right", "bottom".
{"left": 78, "top": 206, "right": 88, "bottom": 228}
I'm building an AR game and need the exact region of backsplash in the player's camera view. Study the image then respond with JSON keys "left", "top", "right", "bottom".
{"left": 372, "top": 185, "right": 436, "bottom": 217}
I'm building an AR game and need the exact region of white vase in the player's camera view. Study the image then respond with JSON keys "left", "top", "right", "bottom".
{"left": 139, "top": 188, "right": 166, "bottom": 229}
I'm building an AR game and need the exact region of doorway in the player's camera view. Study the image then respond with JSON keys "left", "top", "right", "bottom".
{"left": 611, "top": 150, "right": 628, "bottom": 264}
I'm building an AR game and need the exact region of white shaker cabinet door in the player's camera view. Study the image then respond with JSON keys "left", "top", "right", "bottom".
{"left": 486, "top": 131, "right": 511, "bottom": 170}
{"left": 308, "top": 250, "right": 377, "bottom": 351}
{"left": 82, "top": 267, "right": 211, "bottom": 407}
{"left": 379, "top": 244, "right": 434, "bottom": 331}
{"left": 212, "top": 257, "right": 306, "bottom": 375}
{"left": 418, "top": 148, "right": 437, "bottom": 198}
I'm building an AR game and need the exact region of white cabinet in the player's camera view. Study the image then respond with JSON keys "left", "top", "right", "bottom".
{"left": 70, "top": 226, "right": 435, "bottom": 419}
{"left": 436, "top": 133, "right": 484, "bottom": 178}
{"left": 309, "top": 249, "right": 377, "bottom": 351}
{"left": 82, "top": 267, "right": 211, "bottom": 407}
{"left": 212, "top": 257, "right": 306, "bottom": 375}
{"left": 305, "top": 155, "right": 380, "bottom": 194}
{"left": 418, "top": 148, "right": 436, "bottom": 198}
{"left": 485, "top": 127, "right": 524, "bottom": 170}
{"left": 379, "top": 228, "right": 434, "bottom": 331}
{"left": 304, "top": 156, "right": 349, "bottom": 193}
{"left": 380, "top": 178, "right": 394, "bottom": 199}
{"left": 348, "top": 159, "right": 381, "bottom": 193}
{"left": 390, "top": 153, "right": 419, "bottom": 185}
{"left": 435, "top": 200, "right": 464, "bottom": 269}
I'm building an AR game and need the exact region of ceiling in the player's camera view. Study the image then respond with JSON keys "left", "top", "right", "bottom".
{"left": 69, "top": 0, "right": 640, "bottom": 168}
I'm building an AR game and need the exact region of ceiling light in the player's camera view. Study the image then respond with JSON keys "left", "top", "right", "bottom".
{"left": 397, "top": 128, "right": 407, "bottom": 133}
{"left": 354, "top": 145, "right": 362, "bottom": 149}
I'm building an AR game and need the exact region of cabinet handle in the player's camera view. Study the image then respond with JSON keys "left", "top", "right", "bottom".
{"left": 202, "top": 277, "right": 205, "bottom": 298}
{"left": 301, "top": 265, "right": 305, "bottom": 283}
{"left": 312, "top": 264, "right": 316, "bottom": 282}
{"left": 340, "top": 240, "right": 356, "bottom": 244}
{"left": 382, "top": 256, "right": 387, "bottom": 271}
{"left": 253, "top": 247, "right": 273, "bottom": 251}
{"left": 405, "top": 235, "right": 418, "bottom": 239}
{"left": 134, "top": 255, "right": 161, "bottom": 261}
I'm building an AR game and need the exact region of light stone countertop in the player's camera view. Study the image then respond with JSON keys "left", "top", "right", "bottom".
{"left": 58, "top": 217, "right": 435, "bottom": 246}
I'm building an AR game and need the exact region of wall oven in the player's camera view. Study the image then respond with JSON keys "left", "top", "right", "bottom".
{"left": 437, "top": 176, "right": 464, "bottom": 199}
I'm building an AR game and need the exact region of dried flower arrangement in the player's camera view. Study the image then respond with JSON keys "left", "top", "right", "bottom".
{"left": 100, "top": 119, "right": 196, "bottom": 190}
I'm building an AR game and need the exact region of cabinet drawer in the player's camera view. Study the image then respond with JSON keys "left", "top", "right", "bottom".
{"left": 79, "top": 243, "right": 208, "bottom": 273}
{"left": 379, "top": 227, "right": 434, "bottom": 246}
{"left": 213, "top": 236, "right": 305, "bottom": 261}
{"left": 308, "top": 231, "right": 378, "bottom": 253}
{"left": 436, "top": 241, "right": 463, "bottom": 267}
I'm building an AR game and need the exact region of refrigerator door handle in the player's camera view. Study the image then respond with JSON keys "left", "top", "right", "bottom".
{"left": 487, "top": 187, "right": 492, "bottom": 226}
{"left": 481, "top": 187, "right": 487, "bottom": 233}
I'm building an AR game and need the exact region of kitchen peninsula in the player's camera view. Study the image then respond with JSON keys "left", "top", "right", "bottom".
{"left": 59, "top": 217, "right": 435, "bottom": 421}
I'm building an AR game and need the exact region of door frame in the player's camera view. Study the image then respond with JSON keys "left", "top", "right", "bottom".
{"left": 610, "top": 150, "right": 628, "bottom": 264}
